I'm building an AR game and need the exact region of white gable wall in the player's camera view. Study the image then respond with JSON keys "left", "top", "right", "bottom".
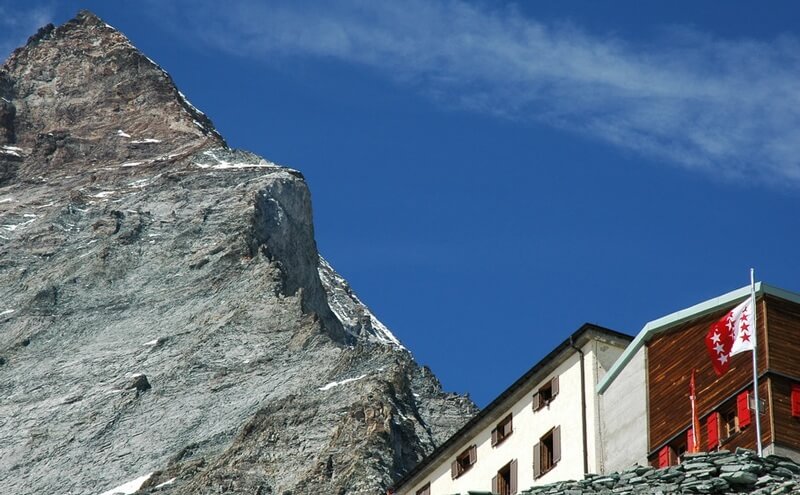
{"left": 598, "top": 346, "right": 649, "bottom": 473}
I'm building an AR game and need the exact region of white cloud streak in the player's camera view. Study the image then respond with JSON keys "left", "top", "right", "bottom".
{"left": 158, "top": 0, "right": 800, "bottom": 184}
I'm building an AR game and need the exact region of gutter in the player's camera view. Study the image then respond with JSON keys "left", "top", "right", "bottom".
{"left": 570, "top": 335, "right": 589, "bottom": 476}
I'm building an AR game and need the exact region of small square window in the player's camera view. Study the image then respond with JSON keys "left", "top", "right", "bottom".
{"left": 533, "top": 376, "right": 559, "bottom": 411}
{"left": 721, "top": 409, "right": 739, "bottom": 440}
{"left": 491, "top": 414, "right": 513, "bottom": 447}
{"left": 451, "top": 445, "right": 477, "bottom": 479}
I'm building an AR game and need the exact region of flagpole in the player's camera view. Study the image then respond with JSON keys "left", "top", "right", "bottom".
{"left": 750, "top": 268, "right": 763, "bottom": 457}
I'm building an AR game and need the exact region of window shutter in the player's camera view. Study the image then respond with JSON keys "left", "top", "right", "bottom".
{"left": 469, "top": 444, "right": 477, "bottom": 465}
{"left": 504, "top": 416, "right": 513, "bottom": 436}
{"left": 707, "top": 412, "right": 719, "bottom": 450}
{"left": 491, "top": 427, "right": 498, "bottom": 447}
{"left": 533, "top": 442, "right": 541, "bottom": 479}
{"left": 492, "top": 475, "right": 498, "bottom": 494}
{"left": 792, "top": 384, "right": 800, "bottom": 417}
{"left": 451, "top": 459, "right": 458, "bottom": 479}
{"left": 510, "top": 459, "right": 518, "bottom": 495}
{"left": 533, "top": 391, "right": 541, "bottom": 411}
{"left": 553, "top": 426, "right": 561, "bottom": 464}
{"left": 551, "top": 375, "right": 559, "bottom": 397}
{"left": 738, "top": 391, "right": 751, "bottom": 428}
{"left": 658, "top": 446, "right": 670, "bottom": 468}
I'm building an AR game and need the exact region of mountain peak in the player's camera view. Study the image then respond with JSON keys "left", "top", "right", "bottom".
{"left": 0, "top": 10, "right": 223, "bottom": 181}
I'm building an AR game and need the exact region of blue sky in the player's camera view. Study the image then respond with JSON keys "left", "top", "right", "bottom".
{"left": 3, "top": 1, "right": 800, "bottom": 406}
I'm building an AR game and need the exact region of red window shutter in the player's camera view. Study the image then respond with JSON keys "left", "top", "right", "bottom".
{"left": 658, "top": 446, "right": 670, "bottom": 468}
{"left": 491, "top": 427, "right": 498, "bottom": 447}
{"left": 469, "top": 445, "right": 477, "bottom": 465}
{"left": 510, "top": 459, "right": 518, "bottom": 495}
{"left": 792, "top": 384, "right": 800, "bottom": 417}
{"left": 551, "top": 375, "right": 559, "bottom": 397}
{"left": 533, "top": 442, "right": 541, "bottom": 479}
{"left": 451, "top": 459, "right": 458, "bottom": 479}
{"left": 707, "top": 412, "right": 719, "bottom": 450}
{"left": 738, "top": 391, "right": 751, "bottom": 428}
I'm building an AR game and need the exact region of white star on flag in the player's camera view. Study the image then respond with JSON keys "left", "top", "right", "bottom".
{"left": 729, "top": 298, "right": 755, "bottom": 356}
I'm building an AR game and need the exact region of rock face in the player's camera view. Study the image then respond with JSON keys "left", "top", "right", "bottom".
{"left": 0, "top": 11, "right": 477, "bottom": 495}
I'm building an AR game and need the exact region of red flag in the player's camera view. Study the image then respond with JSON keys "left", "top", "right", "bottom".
{"left": 705, "top": 298, "right": 754, "bottom": 376}
{"left": 705, "top": 318, "right": 733, "bottom": 375}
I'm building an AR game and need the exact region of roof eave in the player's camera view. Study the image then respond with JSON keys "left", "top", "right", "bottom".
{"left": 597, "top": 282, "right": 800, "bottom": 394}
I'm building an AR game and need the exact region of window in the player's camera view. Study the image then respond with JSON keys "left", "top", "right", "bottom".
{"left": 492, "top": 460, "right": 518, "bottom": 495}
{"left": 533, "top": 376, "right": 559, "bottom": 411}
{"left": 707, "top": 391, "right": 751, "bottom": 450}
{"left": 491, "top": 414, "right": 513, "bottom": 447}
{"left": 415, "top": 483, "right": 430, "bottom": 495}
{"left": 451, "top": 445, "right": 477, "bottom": 479}
{"left": 533, "top": 426, "right": 561, "bottom": 478}
{"left": 721, "top": 409, "right": 739, "bottom": 440}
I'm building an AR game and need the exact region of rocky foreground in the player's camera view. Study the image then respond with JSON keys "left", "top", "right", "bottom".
{"left": 0, "top": 11, "right": 476, "bottom": 495}
{"left": 512, "top": 450, "right": 800, "bottom": 495}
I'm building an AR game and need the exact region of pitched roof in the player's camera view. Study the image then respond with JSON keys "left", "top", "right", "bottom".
{"left": 393, "top": 323, "right": 632, "bottom": 492}
{"left": 596, "top": 282, "right": 800, "bottom": 394}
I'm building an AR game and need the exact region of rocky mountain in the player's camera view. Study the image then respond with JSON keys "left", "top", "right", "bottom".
{"left": 0, "top": 11, "right": 477, "bottom": 495}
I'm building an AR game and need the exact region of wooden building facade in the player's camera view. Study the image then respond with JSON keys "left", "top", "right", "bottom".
{"left": 598, "top": 283, "right": 800, "bottom": 473}
{"left": 646, "top": 292, "right": 800, "bottom": 465}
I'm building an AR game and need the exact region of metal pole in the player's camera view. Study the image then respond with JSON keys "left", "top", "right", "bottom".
{"left": 750, "top": 268, "right": 763, "bottom": 457}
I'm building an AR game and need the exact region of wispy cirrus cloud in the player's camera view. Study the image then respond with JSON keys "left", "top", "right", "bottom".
{"left": 155, "top": 0, "right": 800, "bottom": 185}
{"left": 0, "top": 3, "right": 55, "bottom": 60}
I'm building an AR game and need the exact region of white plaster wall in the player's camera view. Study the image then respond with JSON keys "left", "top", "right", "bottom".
{"left": 598, "top": 347, "right": 649, "bottom": 473}
{"left": 406, "top": 343, "right": 599, "bottom": 495}
{"left": 585, "top": 340, "right": 627, "bottom": 474}
{"left": 765, "top": 443, "right": 800, "bottom": 463}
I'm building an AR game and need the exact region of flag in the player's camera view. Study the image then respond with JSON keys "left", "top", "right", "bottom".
{"left": 705, "top": 298, "right": 755, "bottom": 376}
{"left": 689, "top": 369, "right": 701, "bottom": 452}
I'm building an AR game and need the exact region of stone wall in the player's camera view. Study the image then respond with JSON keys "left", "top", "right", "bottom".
{"left": 461, "top": 449, "right": 800, "bottom": 495}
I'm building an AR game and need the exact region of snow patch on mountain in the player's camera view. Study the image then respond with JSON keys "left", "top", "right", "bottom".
{"left": 318, "top": 256, "right": 405, "bottom": 350}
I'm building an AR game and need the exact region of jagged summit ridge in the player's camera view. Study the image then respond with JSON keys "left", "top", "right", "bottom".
{"left": 0, "top": 9, "right": 222, "bottom": 182}
{"left": 0, "top": 11, "right": 476, "bottom": 495}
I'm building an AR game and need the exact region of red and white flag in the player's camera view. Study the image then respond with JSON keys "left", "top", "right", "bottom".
{"left": 705, "top": 298, "right": 755, "bottom": 375}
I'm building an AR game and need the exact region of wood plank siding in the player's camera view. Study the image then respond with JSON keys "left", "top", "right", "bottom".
{"left": 765, "top": 295, "right": 800, "bottom": 378}
{"left": 647, "top": 297, "right": 770, "bottom": 453}
{"left": 771, "top": 375, "right": 800, "bottom": 450}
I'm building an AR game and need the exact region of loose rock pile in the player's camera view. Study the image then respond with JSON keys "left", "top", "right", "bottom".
{"left": 516, "top": 449, "right": 800, "bottom": 495}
